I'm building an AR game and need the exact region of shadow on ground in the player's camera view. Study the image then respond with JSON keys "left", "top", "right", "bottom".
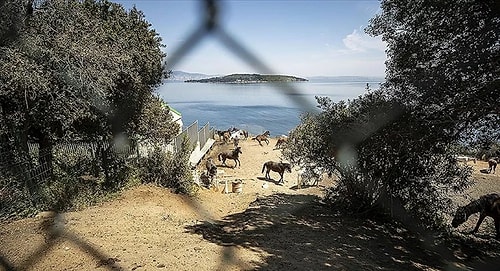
{"left": 185, "top": 193, "right": 500, "bottom": 271}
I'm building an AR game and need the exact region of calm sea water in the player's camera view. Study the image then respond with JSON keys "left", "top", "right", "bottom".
{"left": 157, "top": 80, "right": 381, "bottom": 136}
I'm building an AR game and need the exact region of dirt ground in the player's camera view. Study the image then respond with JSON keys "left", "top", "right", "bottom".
{"left": 1, "top": 137, "right": 499, "bottom": 271}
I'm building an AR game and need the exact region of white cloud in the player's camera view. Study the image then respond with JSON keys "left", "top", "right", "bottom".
{"left": 342, "top": 29, "right": 386, "bottom": 52}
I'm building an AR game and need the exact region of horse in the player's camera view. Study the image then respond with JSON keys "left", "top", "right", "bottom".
{"left": 215, "top": 129, "right": 227, "bottom": 139}
{"left": 230, "top": 130, "right": 247, "bottom": 140}
{"left": 233, "top": 137, "right": 240, "bottom": 148}
{"left": 452, "top": 193, "right": 500, "bottom": 239}
{"left": 218, "top": 146, "right": 242, "bottom": 168}
{"left": 205, "top": 157, "right": 218, "bottom": 187}
{"left": 221, "top": 131, "right": 231, "bottom": 144}
{"left": 296, "top": 164, "right": 325, "bottom": 188}
{"left": 206, "top": 158, "right": 217, "bottom": 177}
{"left": 274, "top": 136, "right": 288, "bottom": 149}
{"left": 489, "top": 158, "right": 498, "bottom": 174}
{"left": 252, "top": 130, "right": 270, "bottom": 146}
{"left": 215, "top": 129, "right": 232, "bottom": 143}
{"left": 261, "top": 161, "right": 292, "bottom": 184}
{"left": 241, "top": 130, "right": 249, "bottom": 139}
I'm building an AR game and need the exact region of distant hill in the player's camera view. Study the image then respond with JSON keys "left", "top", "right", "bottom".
{"left": 166, "top": 71, "right": 384, "bottom": 83}
{"left": 165, "top": 71, "right": 215, "bottom": 82}
{"left": 307, "top": 76, "right": 385, "bottom": 83}
{"left": 185, "top": 73, "right": 308, "bottom": 83}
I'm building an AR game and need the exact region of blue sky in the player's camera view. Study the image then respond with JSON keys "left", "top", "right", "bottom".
{"left": 115, "top": 0, "right": 386, "bottom": 77}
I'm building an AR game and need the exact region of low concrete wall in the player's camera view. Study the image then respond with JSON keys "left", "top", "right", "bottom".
{"left": 189, "top": 138, "right": 215, "bottom": 167}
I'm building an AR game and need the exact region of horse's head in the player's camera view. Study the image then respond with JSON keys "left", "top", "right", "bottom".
{"left": 235, "top": 146, "right": 242, "bottom": 154}
{"left": 264, "top": 130, "right": 270, "bottom": 136}
{"left": 451, "top": 206, "right": 467, "bottom": 228}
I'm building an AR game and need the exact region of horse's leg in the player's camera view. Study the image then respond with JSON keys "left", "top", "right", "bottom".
{"left": 277, "top": 172, "right": 283, "bottom": 184}
{"left": 471, "top": 212, "right": 487, "bottom": 234}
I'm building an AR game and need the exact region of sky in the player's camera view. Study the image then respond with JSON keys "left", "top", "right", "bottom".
{"left": 115, "top": 0, "right": 387, "bottom": 77}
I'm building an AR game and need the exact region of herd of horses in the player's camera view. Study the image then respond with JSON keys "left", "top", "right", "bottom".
{"left": 209, "top": 128, "right": 500, "bottom": 239}
{"left": 208, "top": 129, "right": 300, "bottom": 186}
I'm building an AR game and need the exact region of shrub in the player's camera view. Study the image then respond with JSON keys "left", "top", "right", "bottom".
{"left": 284, "top": 90, "right": 473, "bottom": 229}
{"left": 139, "top": 137, "right": 196, "bottom": 195}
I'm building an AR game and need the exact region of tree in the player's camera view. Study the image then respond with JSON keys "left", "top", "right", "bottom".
{"left": 366, "top": 0, "right": 500, "bottom": 142}
{"left": 284, "top": 0, "right": 499, "bottom": 228}
{"left": 137, "top": 95, "right": 180, "bottom": 143}
{"left": 0, "top": 0, "right": 174, "bottom": 187}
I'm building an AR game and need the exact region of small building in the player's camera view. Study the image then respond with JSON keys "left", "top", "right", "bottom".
{"left": 168, "top": 106, "right": 183, "bottom": 135}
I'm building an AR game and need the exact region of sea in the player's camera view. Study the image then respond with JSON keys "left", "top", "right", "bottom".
{"left": 156, "top": 79, "right": 383, "bottom": 136}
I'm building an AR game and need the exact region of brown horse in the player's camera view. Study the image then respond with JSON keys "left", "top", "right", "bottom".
{"left": 205, "top": 157, "right": 218, "bottom": 187}
{"left": 252, "top": 130, "right": 270, "bottom": 146}
{"left": 452, "top": 193, "right": 500, "bottom": 239}
{"left": 241, "top": 130, "right": 249, "bottom": 139}
{"left": 261, "top": 161, "right": 292, "bottom": 184}
{"left": 218, "top": 147, "right": 242, "bottom": 168}
{"left": 489, "top": 158, "right": 498, "bottom": 174}
{"left": 215, "top": 129, "right": 231, "bottom": 144}
{"left": 274, "top": 136, "right": 288, "bottom": 149}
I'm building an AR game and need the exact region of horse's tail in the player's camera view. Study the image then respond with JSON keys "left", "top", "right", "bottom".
{"left": 261, "top": 162, "right": 267, "bottom": 173}
{"left": 251, "top": 137, "right": 256, "bottom": 141}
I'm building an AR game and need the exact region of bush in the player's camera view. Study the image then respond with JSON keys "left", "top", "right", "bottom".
{"left": 139, "top": 137, "right": 196, "bottom": 195}
{"left": 284, "top": 90, "right": 473, "bottom": 229}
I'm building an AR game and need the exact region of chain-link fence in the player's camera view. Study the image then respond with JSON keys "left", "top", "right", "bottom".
{"left": 3, "top": 0, "right": 314, "bottom": 268}
{"left": 1, "top": 0, "right": 498, "bottom": 270}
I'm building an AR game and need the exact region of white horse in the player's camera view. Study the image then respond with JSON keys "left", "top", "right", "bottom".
{"left": 230, "top": 130, "right": 247, "bottom": 140}
{"left": 296, "top": 164, "right": 326, "bottom": 188}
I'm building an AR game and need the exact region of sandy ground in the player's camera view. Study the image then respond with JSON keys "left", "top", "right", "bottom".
{"left": 1, "top": 137, "right": 499, "bottom": 271}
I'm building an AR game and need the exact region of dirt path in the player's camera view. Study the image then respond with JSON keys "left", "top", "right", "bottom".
{"left": 1, "top": 138, "right": 499, "bottom": 271}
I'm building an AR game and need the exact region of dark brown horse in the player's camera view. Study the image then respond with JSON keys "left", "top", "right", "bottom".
{"left": 218, "top": 147, "right": 242, "bottom": 168}
{"left": 261, "top": 161, "right": 292, "bottom": 184}
{"left": 452, "top": 193, "right": 500, "bottom": 239}
{"left": 252, "top": 130, "right": 270, "bottom": 146}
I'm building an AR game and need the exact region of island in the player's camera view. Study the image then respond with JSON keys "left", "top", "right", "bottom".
{"left": 185, "top": 73, "right": 308, "bottom": 83}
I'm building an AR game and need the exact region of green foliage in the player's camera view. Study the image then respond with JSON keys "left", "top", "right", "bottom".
{"left": 0, "top": 0, "right": 172, "bottom": 164}
{"left": 0, "top": 0, "right": 180, "bottom": 218}
{"left": 366, "top": 0, "right": 499, "bottom": 142}
{"left": 137, "top": 95, "right": 180, "bottom": 143}
{"left": 139, "top": 137, "right": 196, "bottom": 195}
{"left": 285, "top": 0, "right": 499, "bottom": 229}
{"left": 285, "top": 89, "right": 473, "bottom": 228}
